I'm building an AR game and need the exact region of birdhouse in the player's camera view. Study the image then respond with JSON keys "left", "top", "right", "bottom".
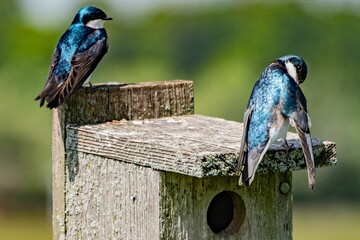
{"left": 52, "top": 80, "right": 336, "bottom": 239}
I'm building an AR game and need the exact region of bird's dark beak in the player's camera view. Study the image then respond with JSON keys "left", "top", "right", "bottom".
{"left": 104, "top": 16, "right": 113, "bottom": 21}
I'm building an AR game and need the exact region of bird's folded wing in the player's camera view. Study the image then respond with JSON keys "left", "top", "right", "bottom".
{"left": 237, "top": 105, "right": 253, "bottom": 174}
{"left": 58, "top": 38, "right": 108, "bottom": 101}
{"left": 290, "top": 87, "right": 316, "bottom": 191}
{"left": 34, "top": 48, "right": 64, "bottom": 105}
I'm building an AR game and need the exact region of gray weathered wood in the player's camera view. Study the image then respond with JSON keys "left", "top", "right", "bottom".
{"left": 65, "top": 152, "right": 161, "bottom": 239}
{"left": 62, "top": 80, "right": 194, "bottom": 125}
{"left": 66, "top": 115, "right": 336, "bottom": 178}
{"left": 52, "top": 109, "right": 66, "bottom": 240}
{"left": 159, "top": 171, "right": 292, "bottom": 240}
{"left": 65, "top": 151, "right": 292, "bottom": 239}
{"left": 52, "top": 80, "right": 194, "bottom": 240}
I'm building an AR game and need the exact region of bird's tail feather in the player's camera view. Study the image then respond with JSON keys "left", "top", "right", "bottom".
{"left": 239, "top": 144, "right": 269, "bottom": 187}
{"left": 237, "top": 106, "right": 253, "bottom": 185}
{"left": 34, "top": 94, "right": 45, "bottom": 107}
{"left": 296, "top": 127, "right": 316, "bottom": 191}
{"left": 237, "top": 152, "right": 248, "bottom": 185}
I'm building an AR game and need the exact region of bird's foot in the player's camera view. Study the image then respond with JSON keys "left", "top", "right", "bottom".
{"left": 283, "top": 139, "right": 293, "bottom": 160}
{"left": 86, "top": 81, "right": 99, "bottom": 90}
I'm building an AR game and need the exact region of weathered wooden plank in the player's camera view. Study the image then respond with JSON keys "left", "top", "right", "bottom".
{"left": 62, "top": 80, "right": 194, "bottom": 125}
{"left": 159, "top": 171, "right": 292, "bottom": 239}
{"left": 52, "top": 109, "right": 66, "bottom": 240}
{"left": 64, "top": 152, "right": 292, "bottom": 240}
{"left": 66, "top": 114, "right": 337, "bottom": 178}
{"left": 52, "top": 80, "right": 194, "bottom": 240}
{"left": 65, "top": 152, "right": 161, "bottom": 239}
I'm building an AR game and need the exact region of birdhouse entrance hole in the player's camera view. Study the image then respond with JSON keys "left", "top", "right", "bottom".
{"left": 206, "top": 191, "right": 245, "bottom": 236}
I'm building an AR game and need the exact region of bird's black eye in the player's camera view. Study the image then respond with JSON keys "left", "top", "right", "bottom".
{"left": 91, "top": 13, "right": 97, "bottom": 19}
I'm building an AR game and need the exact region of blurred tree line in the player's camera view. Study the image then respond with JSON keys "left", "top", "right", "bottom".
{"left": 0, "top": 1, "right": 359, "bottom": 211}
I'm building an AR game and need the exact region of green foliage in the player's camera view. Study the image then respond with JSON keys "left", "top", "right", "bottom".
{"left": 0, "top": 2, "right": 359, "bottom": 207}
{"left": 293, "top": 204, "right": 360, "bottom": 240}
{"left": 0, "top": 211, "right": 51, "bottom": 240}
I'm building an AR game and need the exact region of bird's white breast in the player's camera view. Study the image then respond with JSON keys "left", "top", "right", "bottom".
{"left": 269, "top": 108, "right": 290, "bottom": 144}
{"left": 86, "top": 19, "right": 105, "bottom": 29}
{"left": 285, "top": 61, "right": 298, "bottom": 83}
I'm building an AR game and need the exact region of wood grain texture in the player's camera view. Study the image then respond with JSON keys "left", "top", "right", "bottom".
{"left": 52, "top": 109, "right": 66, "bottom": 240}
{"left": 62, "top": 80, "right": 194, "bottom": 125}
{"left": 64, "top": 150, "right": 292, "bottom": 239}
{"left": 159, "top": 171, "right": 292, "bottom": 240}
{"left": 65, "top": 152, "right": 161, "bottom": 239}
{"left": 66, "top": 115, "right": 337, "bottom": 178}
{"left": 52, "top": 80, "right": 193, "bottom": 240}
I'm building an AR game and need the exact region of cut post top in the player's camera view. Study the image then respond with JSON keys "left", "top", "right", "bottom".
{"left": 58, "top": 80, "right": 194, "bottom": 125}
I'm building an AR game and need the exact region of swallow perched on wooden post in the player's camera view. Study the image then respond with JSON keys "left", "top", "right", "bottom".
{"left": 35, "top": 6, "right": 112, "bottom": 109}
{"left": 237, "top": 55, "right": 316, "bottom": 191}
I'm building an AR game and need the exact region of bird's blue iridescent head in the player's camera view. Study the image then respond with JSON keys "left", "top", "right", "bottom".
{"left": 277, "top": 55, "right": 307, "bottom": 84}
{"left": 72, "top": 6, "right": 112, "bottom": 27}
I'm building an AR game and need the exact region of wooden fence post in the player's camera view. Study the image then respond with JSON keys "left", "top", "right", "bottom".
{"left": 52, "top": 80, "right": 336, "bottom": 239}
{"left": 52, "top": 81, "right": 194, "bottom": 239}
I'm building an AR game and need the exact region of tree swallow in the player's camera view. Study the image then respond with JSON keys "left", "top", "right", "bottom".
{"left": 35, "top": 6, "right": 112, "bottom": 109}
{"left": 237, "top": 55, "right": 316, "bottom": 191}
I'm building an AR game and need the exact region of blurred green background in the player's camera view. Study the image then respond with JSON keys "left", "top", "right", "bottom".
{"left": 1, "top": 0, "right": 359, "bottom": 239}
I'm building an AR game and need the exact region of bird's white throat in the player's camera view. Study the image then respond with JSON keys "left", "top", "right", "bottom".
{"left": 86, "top": 19, "right": 105, "bottom": 29}
{"left": 285, "top": 61, "right": 298, "bottom": 83}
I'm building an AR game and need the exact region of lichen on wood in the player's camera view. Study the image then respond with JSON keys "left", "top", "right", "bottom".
{"left": 66, "top": 114, "right": 336, "bottom": 178}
